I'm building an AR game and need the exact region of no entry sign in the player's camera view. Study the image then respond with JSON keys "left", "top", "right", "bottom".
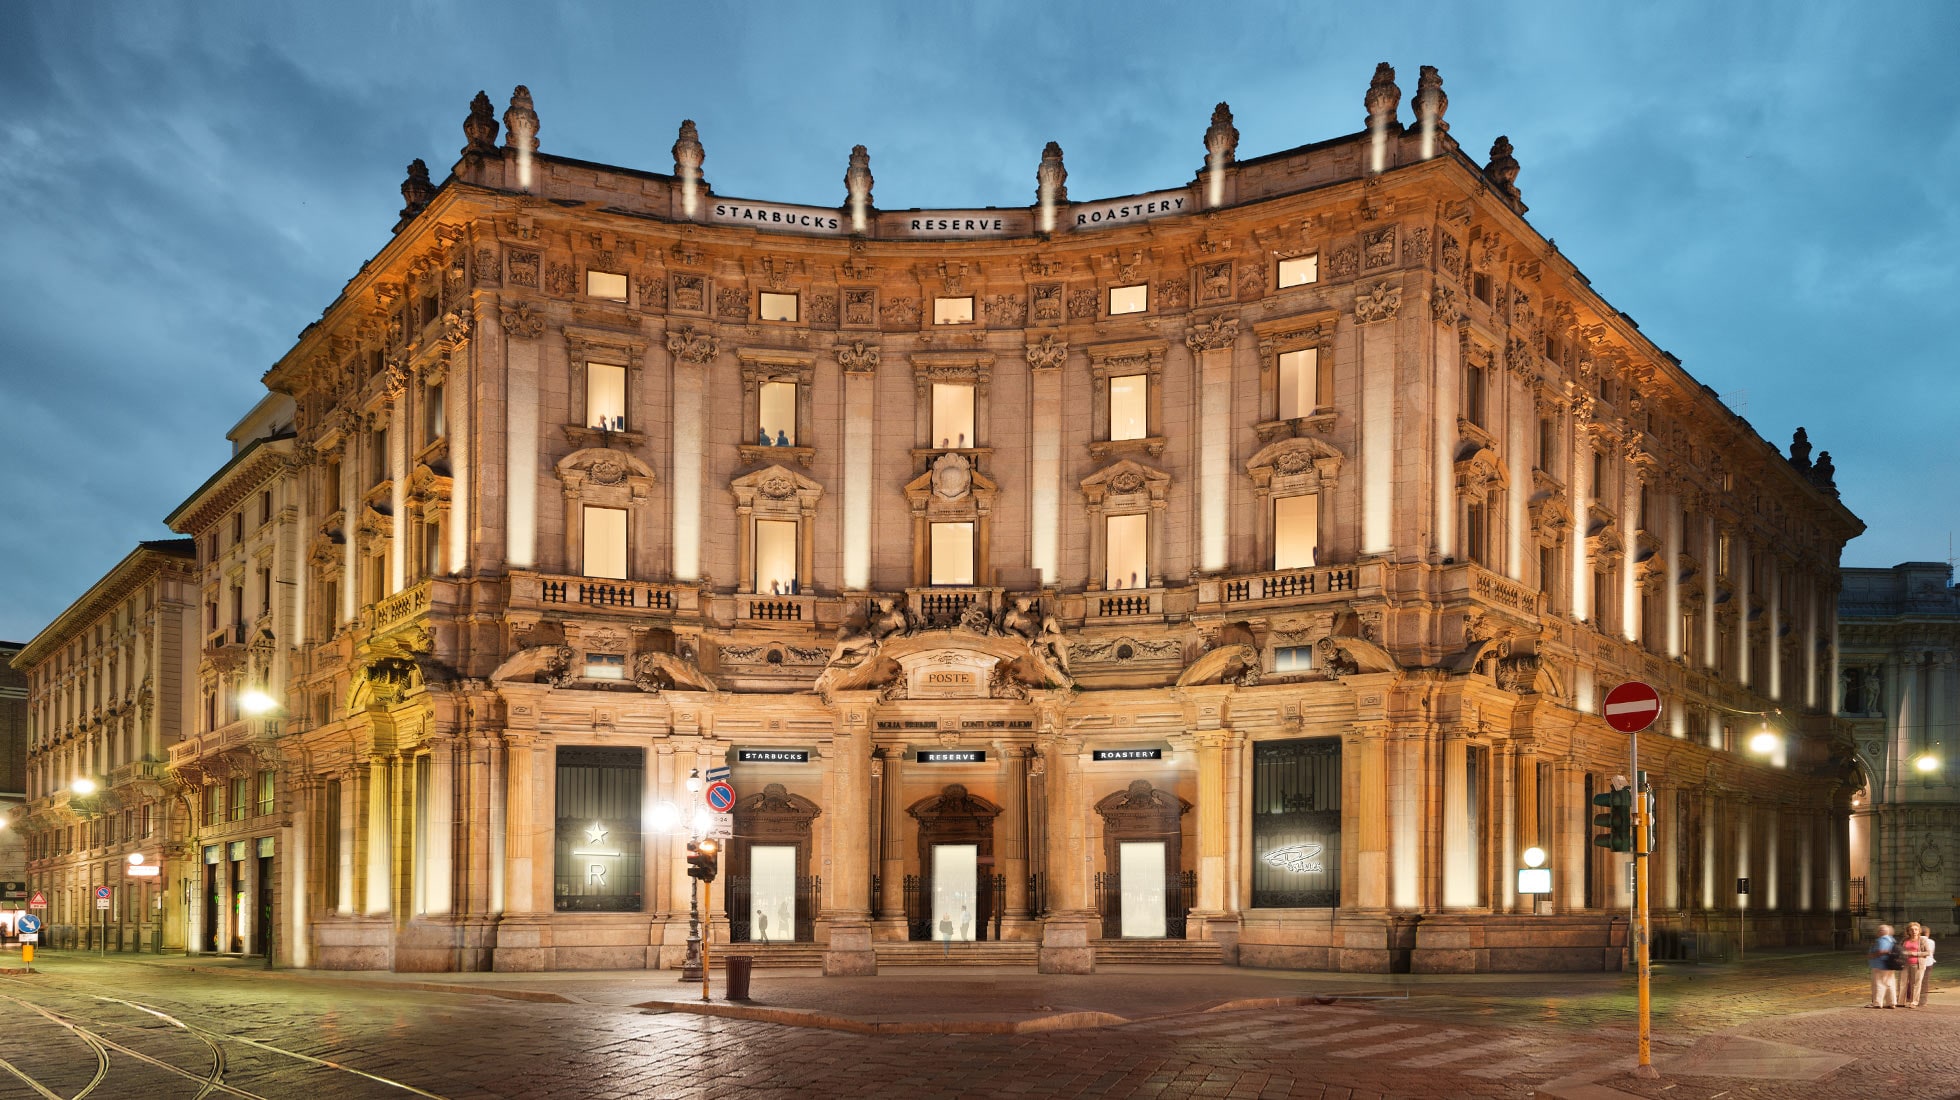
{"left": 1603, "top": 681, "right": 1662, "bottom": 733}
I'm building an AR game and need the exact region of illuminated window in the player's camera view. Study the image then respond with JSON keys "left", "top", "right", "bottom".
{"left": 583, "top": 653, "right": 625, "bottom": 681}
{"left": 586, "top": 363, "right": 627, "bottom": 431}
{"left": 582, "top": 506, "right": 627, "bottom": 580}
{"left": 554, "top": 747, "right": 644, "bottom": 913}
{"left": 586, "top": 270, "right": 628, "bottom": 301}
{"left": 257, "top": 771, "right": 275, "bottom": 816}
{"left": 1108, "top": 284, "right": 1148, "bottom": 315}
{"left": 229, "top": 775, "right": 248, "bottom": 822}
{"left": 1251, "top": 738, "right": 1341, "bottom": 908}
{"left": 759, "top": 291, "right": 799, "bottom": 322}
{"left": 1274, "top": 646, "right": 1314, "bottom": 673}
{"left": 929, "top": 522, "right": 975, "bottom": 585}
{"left": 933, "top": 296, "right": 974, "bottom": 325}
{"left": 1108, "top": 375, "right": 1147, "bottom": 441}
{"left": 759, "top": 381, "right": 797, "bottom": 446}
{"left": 754, "top": 519, "right": 798, "bottom": 594}
{"left": 1105, "top": 513, "right": 1147, "bottom": 590}
{"left": 1277, "top": 255, "right": 1318, "bottom": 288}
{"left": 1273, "top": 495, "right": 1319, "bottom": 570}
{"left": 1278, "top": 349, "right": 1317, "bottom": 420}
{"left": 931, "top": 383, "right": 975, "bottom": 448}
{"left": 426, "top": 383, "right": 445, "bottom": 440}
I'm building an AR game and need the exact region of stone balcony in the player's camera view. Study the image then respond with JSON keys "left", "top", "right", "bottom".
{"left": 1196, "top": 561, "right": 1379, "bottom": 613}
{"left": 507, "top": 571, "right": 702, "bottom": 621}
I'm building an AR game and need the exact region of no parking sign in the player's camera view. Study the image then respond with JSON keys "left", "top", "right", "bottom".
{"left": 704, "top": 780, "right": 736, "bottom": 812}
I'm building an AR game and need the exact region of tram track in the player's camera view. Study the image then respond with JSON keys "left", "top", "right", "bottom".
{"left": 0, "top": 975, "right": 453, "bottom": 1100}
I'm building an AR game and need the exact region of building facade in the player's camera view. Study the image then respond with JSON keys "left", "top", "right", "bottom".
{"left": 11, "top": 542, "right": 199, "bottom": 951}
{"left": 0, "top": 640, "right": 27, "bottom": 911}
{"left": 23, "top": 65, "right": 1867, "bottom": 974}
{"left": 1841, "top": 562, "right": 1959, "bottom": 935}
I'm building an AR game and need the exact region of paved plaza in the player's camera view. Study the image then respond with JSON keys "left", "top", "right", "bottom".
{"left": 0, "top": 949, "right": 1950, "bottom": 1099}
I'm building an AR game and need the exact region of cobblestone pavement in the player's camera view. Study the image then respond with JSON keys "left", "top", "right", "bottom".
{"left": 0, "top": 951, "right": 1948, "bottom": 1099}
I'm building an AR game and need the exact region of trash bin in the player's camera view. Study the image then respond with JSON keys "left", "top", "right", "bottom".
{"left": 724, "top": 955, "right": 754, "bottom": 1001}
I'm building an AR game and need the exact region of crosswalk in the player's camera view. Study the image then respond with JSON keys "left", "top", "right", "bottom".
{"left": 1146, "top": 1004, "right": 1605, "bottom": 1087}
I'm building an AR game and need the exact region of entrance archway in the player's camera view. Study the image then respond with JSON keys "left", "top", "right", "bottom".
{"left": 1094, "top": 779, "right": 1191, "bottom": 939}
{"left": 906, "top": 784, "right": 1002, "bottom": 941}
{"left": 729, "top": 783, "right": 821, "bottom": 943}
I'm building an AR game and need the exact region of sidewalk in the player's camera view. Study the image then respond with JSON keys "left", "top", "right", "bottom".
{"left": 29, "top": 944, "right": 1872, "bottom": 1036}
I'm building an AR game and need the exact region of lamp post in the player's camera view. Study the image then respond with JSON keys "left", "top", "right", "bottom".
{"left": 680, "top": 770, "right": 705, "bottom": 982}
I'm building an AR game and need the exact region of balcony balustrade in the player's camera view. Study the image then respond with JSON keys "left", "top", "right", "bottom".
{"left": 508, "top": 571, "right": 700, "bottom": 618}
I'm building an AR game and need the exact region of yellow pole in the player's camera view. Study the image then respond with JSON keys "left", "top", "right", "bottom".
{"left": 20, "top": 943, "right": 31, "bottom": 966}
{"left": 701, "top": 876, "right": 712, "bottom": 1003}
{"left": 1634, "top": 777, "right": 1656, "bottom": 1079}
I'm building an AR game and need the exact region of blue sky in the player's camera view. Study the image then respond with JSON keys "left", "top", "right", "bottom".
{"left": 2, "top": 1, "right": 1956, "bottom": 641}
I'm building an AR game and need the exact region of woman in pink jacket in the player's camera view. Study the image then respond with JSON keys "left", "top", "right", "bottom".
{"left": 1902, "top": 922, "right": 1936, "bottom": 1007}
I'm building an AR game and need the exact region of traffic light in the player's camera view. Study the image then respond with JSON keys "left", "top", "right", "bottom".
{"left": 687, "top": 838, "right": 719, "bottom": 883}
{"left": 1638, "top": 776, "right": 1657, "bottom": 854}
{"left": 1592, "top": 788, "right": 1633, "bottom": 852}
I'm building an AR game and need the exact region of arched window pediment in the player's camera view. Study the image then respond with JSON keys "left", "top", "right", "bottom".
{"left": 731, "top": 464, "right": 825, "bottom": 513}
{"left": 1081, "top": 458, "right": 1170, "bottom": 507}
{"left": 1246, "top": 437, "right": 1345, "bottom": 492}
{"left": 556, "top": 447, "right": 656, "bottom": 502}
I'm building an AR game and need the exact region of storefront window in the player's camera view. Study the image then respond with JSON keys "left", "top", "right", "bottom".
{"left": 554, "top": 747, "right": 644, "bottom": 912}
{"left": 1251, "top": 738, "right": 1341, "bottom": 907}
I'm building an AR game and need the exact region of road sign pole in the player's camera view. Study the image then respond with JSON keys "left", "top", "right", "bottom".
{"left": 1633, "top": 753, "right": 1655, "bottom": 1079}
{"left": 701, "top": 875, "right": 712, "bottom": 1003}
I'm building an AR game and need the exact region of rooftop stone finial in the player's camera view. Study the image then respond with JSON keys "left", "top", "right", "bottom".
{"left": 1789, "top": 426, "right": 1814, "bottom": 472}
{"left": 673, "top": 119, "right": 705, "bottom": 177}
{"left": 503, "top": 85, "right": 539, "bottom": 152}
{"left": 1365, "top": 62, "right": 1401, "bottom": 130}
{"left": 1205, "top": 102, "right": 1239, "bottom": 166}
{"left": 1813, "top": 450, "right": 1837, "bottom": 494}
{"left": 845, "top": 144, "right": 873, "bottom": 208}
{"left": 1414, "top": 66, "right": 1448, "bottom": 136}
{"left": 1038, "top": 141, "right": 1068, "bottom": 204}
{"left": 1484, "top": 135, "right": 1522, "bottom": 208}
{"left": 463, "top": 90, "right": 499, "bottom": 157}
{"left": 399, "top": 159, "right": 435, "bottom": 222}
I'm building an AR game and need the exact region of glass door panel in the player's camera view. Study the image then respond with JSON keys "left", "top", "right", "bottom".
{"left": 750, "top": 845, "right": 797, "bottom": 943}
{"left": 931, "top": 844, "right": 978, "bottom": 942}
{"left": 1119, "top": 841, "right": 1167, "bottom": 938}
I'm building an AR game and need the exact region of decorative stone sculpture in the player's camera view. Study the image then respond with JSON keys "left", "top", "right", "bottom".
{"left": 462, "top": 90, "right": 499, "bottom": 157}
{"left": 828, "top": 597, "right": 912, "bottom": 665}
{"left": 1204, "top": 102, "right": 1239, "bottom": 166}
{"left": 398, "top": 160, "right": 435, "bottom": 222}
{"left": 1413, "top": 66, "right": 1448, "bottom": 136}
{"left": 1788, "top": 426, "right": 1813, "bottom": 472}
{"left": 1484, "top": 136, "right": 1523, "bottom": 208}
{"left": 502, "top": 86, "right": 539, "bottom": 152}
{"left": 1364, "top": 62, "right": 1401, "bottom": 130}
{"left": 844, "top": 144, "right": 874, "bottom": 227}
{"left": 673, "top": 120, "right": 704, "bottom": 181}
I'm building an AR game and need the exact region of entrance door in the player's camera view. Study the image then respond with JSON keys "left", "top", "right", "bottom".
{"left": 256, "top": 855, "right": 274, "bottom": 957}
{"left": 931, "top": 844, "right": 979, "bottom": 942}
{"left": 229, "top": 859, "right": 247, "bottom": 953}
{"left": 203, "top": 863, "right": 220, "bottom": 953}
{"left": 749, "top": 846, "right": 797, "bottom": 944}
{"left": 1119, "top": 841, "right": 1167, "bottom": 938}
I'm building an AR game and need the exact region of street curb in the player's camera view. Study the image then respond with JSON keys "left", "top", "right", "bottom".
{"left": 121, "top": 960, "right": 578, "bottom": 1004}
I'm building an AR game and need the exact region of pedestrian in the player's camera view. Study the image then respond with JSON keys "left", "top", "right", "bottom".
{"left": 1869, "top": 924, "right": 1902, "bottom": 1008}
{"left": 1903, "top": 922, "right": 1936, "bottom": 1007}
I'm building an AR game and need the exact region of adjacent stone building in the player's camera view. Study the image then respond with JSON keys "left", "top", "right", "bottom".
{"left": 0, "top": 640, "right": 27, "bottom": 906}
{"left": 18, "top": 65, "right": 1869, "bottom": 972}
{"left": 1841, "top": 562, "right": 1960, "bottom": 935}
{"left": 11, "top": 542, "right": 199, "bottom": 951}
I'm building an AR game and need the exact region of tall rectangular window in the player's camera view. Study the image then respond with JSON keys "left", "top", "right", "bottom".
{"left": 1108, "top": 375, "right": 1147, "bottom": 441}
{"left": 554, "top": 747, "right": 645, "bottom": 912}
{"left": 582, "top": 506, "right": 628, "bottom": 580}
{"left": 1277, "top": 255, "right": 1318, "bottom": 288}
{"left": 586, "top": 363, "right": 627, "bottom": 431}
{"left": 759, "top": 291, "right": 798, "bottom": 322}
{"left": 1108, "top": 284, "right": 1148, "bottom": 315}
{"left": 931, "top": 383, "right": 975, "bottom": 449}
{"left": 586, "top": 270, "right": 627, "bottom": 301}
{"left": 229, "top": 775, "right": 248, "bottom": 822}
{"left": 1251, "top": 738, "right": 1341, "bottom": 907}
{"left": 758, "top": 381, "right": 797, "bottom": 446}
{"left": 1278, "top": 348, "right": 1317, "bottom": 420}
{"left": 1273, "top": 495, "right": 1319, "bottom": 570}
{"left": 1105, "top": 513, "right": 1148, "bottom": 590}
{"left": 324, "top": 460, "right": 341, "bottom": 510}
{"left": 426, "top": 383, "right": 445, "bottom": 440}
{"left": 1536, "top": 418, "right": 1553, "bottom": 471}
{"left": 754, "top": 519, "right": 798, "bottom": 594}
{"left": 257, "top": 771, "right": 275, "bottom": 816}
{"left": 932, "top": 296, "right": 973, "bottom": 324}
{"left": 1465, "top": 359, "right": 1488, "bottom": 427}
{"left": 424, "top": 520, "right": 442, "bottom": 577}
{"left": 1465, "top": 502, "right": 1488, "bottom": 566}
{"left": 929, "top": 522, "right": 975, "bottom": 585}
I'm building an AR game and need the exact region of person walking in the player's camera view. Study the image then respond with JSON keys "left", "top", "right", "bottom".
{"left": 1903, "top": 922, "right": 1936, "bottom": 1007}
{"left": 1869, "top": 924, "right": 1902, "bottom": 1008}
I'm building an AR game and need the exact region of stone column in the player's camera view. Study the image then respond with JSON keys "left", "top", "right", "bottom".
{"left": 1557, "top": 761, "right": 1585, "bottom": 912}
{"left": 876, "top": 745, "right": 907, "bottom": 930}
{"left": 823, "top": 709, "right": 876, "bottom": 975}
{"left": 1025, "top": 747, "right": 1048, "bottom": 914}
{"left": 501, "top": 733, "right": 536, "bottom": 916}
{"left": 1350, "top": 722, "right": 1389, "bottom": 909}
{"left": 996, "top": 741, "right": 1030, "bottom": 925}
{"left": 364, "top": 753, "right": 392, "bottom": 916}
{"left": 1038, "top": 729, "right": 1095, "bottom": 973}
{"left": 1440, "top": 730, "right": 1474, "bottom": 908}
{"left": 841, "top": 355, "right": 875, "bottom": 589}
{"left": 1494, "top": 740, "right": 1517, "bottom": 912}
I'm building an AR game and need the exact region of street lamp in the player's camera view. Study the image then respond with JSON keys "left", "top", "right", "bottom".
{"left": 1746, "top": 725, "right": 1782, "bottom": 758}
{"left": 679, "top": 770, "right": 706, "bottom": 982}
{"left": 239, "top": 688, "right": 277, "bottom": 716}
{"left": 71, "top": 777, "right": 97, "bottom": 797}
{"left": 1914, "top": 752, "right": 1941, "bottom": 775}
{"left": 1523, "top": 846, "right": 1547, "bottom": 869}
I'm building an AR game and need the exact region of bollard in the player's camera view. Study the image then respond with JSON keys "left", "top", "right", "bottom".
{"left": 724, "top": 955, "right": 753, "bottom": 1001}
{"left": 20, "top": 944, "right": 31, "bottom": 965}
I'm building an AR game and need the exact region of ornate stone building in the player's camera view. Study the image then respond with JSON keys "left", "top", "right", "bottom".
{"left": 0, "top": 640, "right": 27, "bottom": 897}
{"left": 29, "top": 66, "right": 1864, "bottom": 973}
{"left": 11, "top": 541, "right": 199, "bottom": 951}
{"left": 1841, "top": 562, "right": 1959, "bottom": 935}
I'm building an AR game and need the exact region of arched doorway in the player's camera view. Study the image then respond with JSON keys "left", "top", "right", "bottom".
{"left": 905, "top": 784, "right": 1002, "bottom": 942}
{"left": 1094, "top": 780, "right": 1191, "bottom": 939}
{"left": 729, "top": 783, "right": 821, "bottom": 943}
